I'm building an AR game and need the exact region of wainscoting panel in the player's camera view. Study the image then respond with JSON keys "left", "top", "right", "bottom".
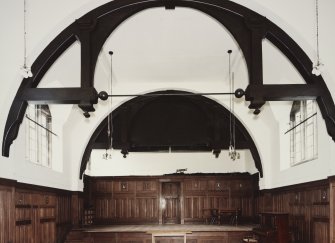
{"left": 0, "top": 180, "right": 15, "bottom": 243}
{"left": 86, "top": 174, "right": 258, "bottom": 225}
{"left": 258, "top": 179, "right": 330, "bottom": 243}
{"left": 0, "top": 178, "right": 82, "bottom": 243}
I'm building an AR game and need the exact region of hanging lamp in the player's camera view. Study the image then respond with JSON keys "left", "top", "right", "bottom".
{"left": 227, "top": 50, "right": 240, "bottom": 161}
{"left": 21, "top": 0, "right": 33, "bottom": 78}
{"left": 312, "top": 0, "right": 324, "bottom": 76}
{"left": 102, "top": 51, "right": 114, "bottom": 160}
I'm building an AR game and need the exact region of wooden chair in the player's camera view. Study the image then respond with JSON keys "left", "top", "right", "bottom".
{"left": 210, "top": 209, "right": 219, "bottom": 224}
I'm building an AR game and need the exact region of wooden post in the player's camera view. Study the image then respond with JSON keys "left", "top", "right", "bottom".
{"left": 71, "top": 192, "right": 80, "bottom": 227}
{"left": 329, "top": 176, "right": 335, "bottom": 243}
{"left": 0, "top": 178, "right": 16, "bottom": 243}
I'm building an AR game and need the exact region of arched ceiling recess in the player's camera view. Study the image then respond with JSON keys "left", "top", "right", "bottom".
{"left": 2, "top": 0, "right": 335, "bottom": 157}
{"left": 80, "top": 90, "right": 262, "bottom": 179}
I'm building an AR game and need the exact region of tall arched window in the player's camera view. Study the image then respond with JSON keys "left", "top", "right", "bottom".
{"left": 25, "top": 104, "right": 52, "bottom": 167}
{"left": 290, "top": 100, "right": 318, "bottom": 166}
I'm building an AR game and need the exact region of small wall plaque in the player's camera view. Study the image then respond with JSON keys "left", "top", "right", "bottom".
{"left": 144, "top": 182, "right": 150, "bottom": 190}
{"left": 120, "top": 182, "right": 128, "bottom": 191}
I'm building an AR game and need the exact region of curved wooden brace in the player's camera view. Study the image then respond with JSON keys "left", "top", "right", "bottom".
{"left": 79, "top": 91, "right": 264, "bottom": 178}
{"left": 3, "top": 0, "right": 335, "bottom": 165}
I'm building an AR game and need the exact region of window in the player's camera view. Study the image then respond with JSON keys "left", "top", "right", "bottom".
{"left": 289, "top": 100, "right": 317, "bottom": 166}
{"left": 25, "top": 104, "right": 52, "bottom": 167}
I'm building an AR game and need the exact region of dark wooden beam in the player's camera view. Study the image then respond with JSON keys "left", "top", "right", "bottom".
{"left": 245, "top": 16, "right": 267, "bottom": 86}
{"left": 21, "top": 88, "right": 98, "bottom": 104}
{"left": 244, "top": 17, "right": 267, "bottom": 112}
{"left": 75, "top": 19, "right": 97, "bottom": 115}
{"left": 245, "top": 84, "right": 323, "bottom": 102}
{"left": 3, "top": 0, "right": 335, "bottom": 162}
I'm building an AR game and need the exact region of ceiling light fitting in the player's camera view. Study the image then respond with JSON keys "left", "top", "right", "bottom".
{"left": 227, "top": 50, "right": 240, "bottom": 161}
{"left": 102, "top": 51, "right": 114, "bottom": 160}
{"left": 21, "top": 0, "right": 33, "bottom": 78}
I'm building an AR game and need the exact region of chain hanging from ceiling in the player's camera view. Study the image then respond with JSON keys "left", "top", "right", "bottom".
{"left": 102, "top": 51, "right": 114, "bottom": 160}
{"left": 228, "top": 50, "right": 240, "bottom": 161}
{"left": 21, "top": 0, "right": 33, "bottom": 78}
{"left": 312, "top": 0, "right": 324, "bottom": 76}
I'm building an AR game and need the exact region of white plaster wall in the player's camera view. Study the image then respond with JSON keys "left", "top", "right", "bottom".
{"left": 88, "top": 150, "right": 253, "bottom": 176}
{"left": 0, "top": 0, "right": 334, "bottom": 192}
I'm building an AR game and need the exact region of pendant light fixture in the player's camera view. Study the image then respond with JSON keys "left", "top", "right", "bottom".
{"left": 312, "top": 0, "right": 324, "bottom": 76}
{"left": 102, "top": 51, "right": 114, "bottom": 160}
{"left": 21, "top": 0, "right": 33, "bottom": 78}
{"left": 227, "top": 50, "right": 240, "bottom": 161}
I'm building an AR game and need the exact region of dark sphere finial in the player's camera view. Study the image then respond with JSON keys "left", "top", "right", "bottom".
{"left": 227, "top": 50, "right": 232, "bottom": 54}
{"left": 109, "top": 51, "right": 113, "bottom": 55}
{"left": 234, "top": 88, "right": 245, "bottom": 98}
{"left": 98, "top": 91, "right": 109, "bottom": 101}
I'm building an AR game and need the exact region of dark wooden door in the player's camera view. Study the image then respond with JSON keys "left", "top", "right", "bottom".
{"left": 162, "top": 182, "right": 181, "bottom": 224}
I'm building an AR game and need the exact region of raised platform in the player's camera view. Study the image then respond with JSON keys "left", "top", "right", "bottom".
{"left": 66, "top": 224, "right": 254, "bottom": 243}
{"left": 84, "top": 224, "right": 253, "bottom": 233}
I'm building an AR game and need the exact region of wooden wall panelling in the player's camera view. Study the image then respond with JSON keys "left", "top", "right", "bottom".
{"left": 0, "top": 178, "right": 84, "bottom": 243}
{"left": 71, "top": 192, "right": 83, "bottom": 227}
{"left": 84, "top": 174, "right": 258, "bottom": 226}
{"left": 38, "top": 193, "right": 56, "bottom": 243}
{"left": 183, "top": 195, "right": 206, "bottom": 222}
{"left": 311, "top": 217, "right": 329, "bottom": 243}
{"left": 257, "top": 179, "right": 330, "bottom": 243}
{"left": 14, "top": 190, "right": 35, "bottom": 243}
{"left": 56, "top": 192, "right": 72, "bottom": 243}
{"left": 92, "top": 178, "right": 160, "bottom": 224}
{"left": 0, "top": 180, "right": 15, "bottom": 243}
{"left": 14, "top": 188, "right": 57, "bottom": 243}
{"left": 15, "top": 205, "right": 33, "bottom": 243}
{"left": 290, "top": 215, "right": 307, "bottom": 243}
{"left": 183, "top": 179, "right": 207, "bottom": 223}
{"left": 136, "top": 197, "right": 158, "bottom": 220}
{"left": 330, "top": 176, "right": 335, "bottom": 243}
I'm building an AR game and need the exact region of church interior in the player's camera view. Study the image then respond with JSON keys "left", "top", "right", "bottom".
{"left": 1, "top": 0, "right": 335, "bottom": 242}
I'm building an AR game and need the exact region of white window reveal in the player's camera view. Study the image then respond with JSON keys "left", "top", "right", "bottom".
{"left": 289, "top": 100, "right": 318, "bottom": 166}
{"left": 25, "top": 104, "right": 52, "bottom": 167}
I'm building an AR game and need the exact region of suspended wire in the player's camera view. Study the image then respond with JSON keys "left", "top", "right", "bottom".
{"left": 227, "top": 50, "right": 239, "bottom": 160}
{"left": 311, "top": 0, "right": 323, "bottom": 76}
{"left": 284, "top": 112, "right": 317, "bottom": 135}
{"left": 108, "top": 51, "right": 113, "bottom": 150}
{"left": 25, "top": 115, "right": 58, "bottom": 137}
{"left": 228, "top": 51, "right": 233, "bottom": 148}
{"left": 21, "top": 0, "right": 33, "bottom": 78}
{"left": 103, "top": 52, "right": 114, "bottom": 159}
{"left": 232, "top": 72, "right": 236, "bottom": 150}
{"left": 23, "top": 0, "right": 27, "bottom": 68}
{"left": 105, "top": 92, "right": 235, "bottom": 97}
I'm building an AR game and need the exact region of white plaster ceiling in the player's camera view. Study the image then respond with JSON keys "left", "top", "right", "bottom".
{"left": 94, "top": 7, "right": 249, "bottom": 95}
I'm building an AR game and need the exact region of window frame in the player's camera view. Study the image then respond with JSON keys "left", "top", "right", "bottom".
{"left": 289, "top": 100, "right": 318, "bottom": 166}
{"left": 25, "top": 104, "right": 52, "bottom": 168}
